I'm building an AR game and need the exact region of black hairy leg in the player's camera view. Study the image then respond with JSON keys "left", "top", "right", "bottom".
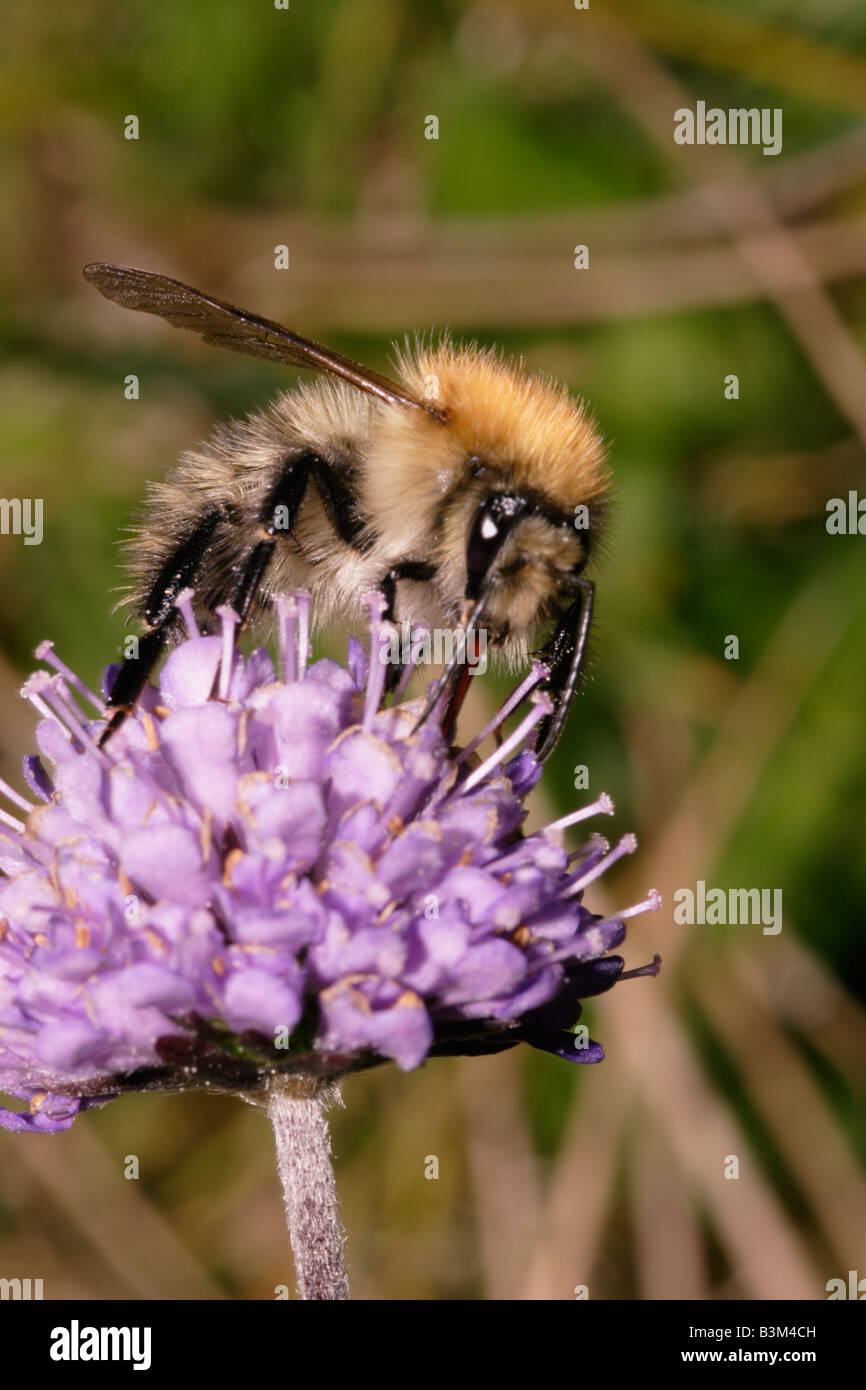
{"left": 533, "top": 576, "right": 594, "bottom": 764}
{"left": 98, "top": 628, "right": 170, "bottom": 746}
{"left": 99, "top": 506, "right": 226, "bottom": 746}
{"left": 223, "top": 454, "right": 318, "bottom": 626}
{"left": 143, "top": 505, "right": 224, "bottom": 627}
{"left": 379, "top": 559, "right": 435, "bottom": 623}
{"left": 378, "top": 559, "right": 436, "bottom": 692}
{"left": 231, "top": 448, "right": 371, "bottom": 624}
{"left": 101, "top": 452, "right": 368, "bottom": 744}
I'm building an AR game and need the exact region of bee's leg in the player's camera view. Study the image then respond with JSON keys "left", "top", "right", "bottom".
{"left": 307, "top": 455, "right": 367, "bottom": 550}
{"left": 142, "top": 507, "right": 225, "bottom": 629}
{"left": 229, "top": 450, "right": 367, "bottom": 629}
{"left": 229, "top": 537, "right": 277, "bottom": 625}
{"left": 99, "top": 506, "right": 227, "bottom": 746}
{"left": 230, "top": 448, "right": 324, "bottom": 627}
{"left": 379, "top": 561, "right": 435, "bottom": 621}
{"left": 249, "top": 450, "right": 316, "bottom": 580}
{"left": 533, "top": 576, "right": 594, "bottom": 764}
{"left": 101, "top": 447, "right": 353, "bottom": 745}
{"left": 263, "top": 445, "right": 368, "bottom": 554}
{"left": 377, "top": 561, "right": 435, "bottom": 692}
{"left": 98, "top": 628, "right": 171, "bottom": 745}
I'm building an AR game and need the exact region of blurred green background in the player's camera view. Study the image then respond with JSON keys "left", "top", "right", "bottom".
{"left": 1, "top": 0, "right": 865, "bottom": 1300}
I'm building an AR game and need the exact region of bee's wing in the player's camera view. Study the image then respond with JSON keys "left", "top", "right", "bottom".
{"left": 84, "top": 262, "right": 427, "bottom": 411}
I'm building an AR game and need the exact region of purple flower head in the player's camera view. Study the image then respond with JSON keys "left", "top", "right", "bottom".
{"left": 0, "top": 592, "right": 660, "bottom": 1132}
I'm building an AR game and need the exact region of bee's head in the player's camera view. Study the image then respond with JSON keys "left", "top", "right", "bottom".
{"left": 366, "top": 340, "right": 609, "bottom": 657}
{"left": 437, "top": 469, "right": 594, "bottom": 659}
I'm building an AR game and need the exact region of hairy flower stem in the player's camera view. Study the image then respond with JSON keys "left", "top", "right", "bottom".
{"left": 268, "top": 1076, "right": 350, "bottom": 1300}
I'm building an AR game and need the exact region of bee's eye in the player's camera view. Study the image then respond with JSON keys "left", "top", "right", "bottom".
{"left": 466, "top": 494, "right": 526, "bottom": 597}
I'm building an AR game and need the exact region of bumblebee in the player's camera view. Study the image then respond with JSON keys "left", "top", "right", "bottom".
{"left": 84, "top": 263, "right": 609, "bottom": 756}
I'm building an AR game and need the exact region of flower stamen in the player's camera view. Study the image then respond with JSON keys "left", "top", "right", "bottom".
{"left": 293, "top": 590, "right": 311, "bottom": 678}
{"left": 390, "top": 624, "right": 430, "bottom": 705}
{"left": 458, "top": 692, "right": 552, "bottom": 796}
{"left": 551, "top": 895, "right": 663, "bottom": 959}
{"left": 545, "top": 792, "right": 615, "bottom": 836}
{"left": 19, "top": 676, "right": 73, "bottom": 740}
{"left": 273, "top": 593, "right": 298, "bottom": 684}
{"left": 216, "top": 606, "right": 239, "bottom": 701}
{"left": 619, "top": 953, "right": 663, "bottom": 980}
{"left": 35, "top": 641, "right": 104, "bottom": 713}
{"left": 0, "top": 774, "right": 34, "bottom": 816}
{"left": 363, "top": 593, "right": 391, "bottom": 730}
{"left": 456, "top": 659, "right": 550, "bottom": 765}
{"left": 32, "top": 674, "right": 107, "bottom": 761}
{"left": 174, "top": 587, "right": 200, "bottom": 639}
{"left": 561, "top": 833, "right": 638, "bottom": 898}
